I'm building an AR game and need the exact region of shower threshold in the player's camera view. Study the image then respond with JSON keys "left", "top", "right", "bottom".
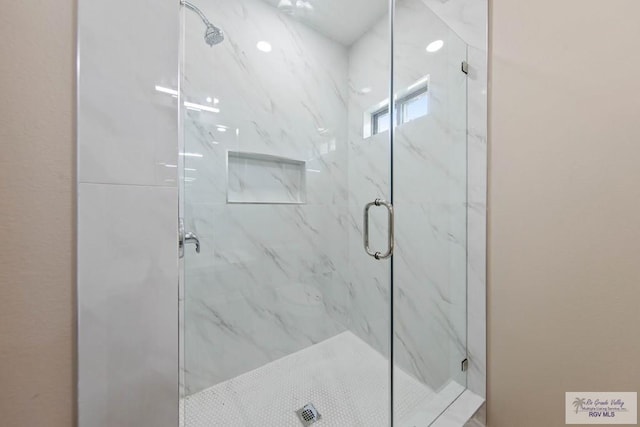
{"left": 180, "top": 331, "right": 466, "bottom": 427}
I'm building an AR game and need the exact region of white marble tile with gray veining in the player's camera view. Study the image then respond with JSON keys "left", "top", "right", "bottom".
{"left": 181, "top": 0, "right": 352, "bottom": 394}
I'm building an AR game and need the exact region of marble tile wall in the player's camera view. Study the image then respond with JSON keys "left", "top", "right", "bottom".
{"left": 77, "top": 0, "right": 179, "bottom": 425}
{"left": 180, "top": 0, "right": 351, "bottom": 394}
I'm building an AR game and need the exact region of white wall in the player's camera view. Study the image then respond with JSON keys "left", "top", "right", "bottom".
{"left": 489, "top": 0, "right": 640, "bottom": 425}
{"left": 0, "top": 1, "right": 76, "bottom": 425}
{"left": 77, "top": 0, "right": 179, "bottom": 425}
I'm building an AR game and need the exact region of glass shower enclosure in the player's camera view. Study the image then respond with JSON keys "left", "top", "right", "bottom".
{"left": 179, "top": 0, "right": 468, "bottom": 425}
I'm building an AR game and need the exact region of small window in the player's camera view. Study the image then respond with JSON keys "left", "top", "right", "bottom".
{"left": 400, "top": 87, "right": 428, "bottom": 124}
{"left": 372, "top": 108, "right": 390, "bottom": 135}
{"left": 369, "top": 84, "right": 429, "bottom": 136}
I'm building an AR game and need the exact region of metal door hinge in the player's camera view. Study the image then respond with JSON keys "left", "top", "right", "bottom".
{"left": 461, "top": 61, "right": 469, "bottom": 75}
{"left": 461, "top": 358, "right": 469, "bottom": 372}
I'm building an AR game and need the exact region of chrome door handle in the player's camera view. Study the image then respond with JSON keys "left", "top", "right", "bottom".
{"left": 179, "top": 218, "right": 201, "bottom": 258}
{"left": 363, "top": 199, "right": 394, "bottom": 260}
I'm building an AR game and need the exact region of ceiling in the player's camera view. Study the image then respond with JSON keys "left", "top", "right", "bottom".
{"left": 260, "top": 0, "right": 389, "bottom": 46}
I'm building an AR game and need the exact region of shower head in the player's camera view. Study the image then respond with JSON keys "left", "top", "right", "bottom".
{"left": 204, "top": 24, "right": 224, "bottom": 46}
{"left": 181, "top": 1, "right": 224, "bottom": 47}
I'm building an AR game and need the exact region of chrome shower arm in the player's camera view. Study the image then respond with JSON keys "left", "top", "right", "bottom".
{"left": 181, "top": 0, "right": 212, "bottom": 26}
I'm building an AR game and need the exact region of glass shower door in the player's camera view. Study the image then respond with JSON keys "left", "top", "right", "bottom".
{"left": 179, "top": 0, "right": 394, "bottom": 426}
{"left": 391, "top": 0, "right": 469, "bottom": 424}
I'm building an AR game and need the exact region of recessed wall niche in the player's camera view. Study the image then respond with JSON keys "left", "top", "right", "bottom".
{"left": 226, "top": 151, "right": 307, "bottom": 204}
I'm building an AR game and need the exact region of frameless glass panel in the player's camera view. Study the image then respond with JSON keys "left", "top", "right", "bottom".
{"left": 179, "top": 0, "right": 392, "bottom": 426}
{"left": 392, "top": 0, "right": 468, "bottom": 425}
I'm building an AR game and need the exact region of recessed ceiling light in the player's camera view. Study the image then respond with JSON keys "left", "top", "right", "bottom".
{"left": 206, "top": 96, "right": 212, "bottom": 103}
{"left": 256, "top": 41, "right": 272, "bottom": 53}
{"left": 426, "top": 40, "right": 444, "bottom": 53}
{"left": 216, "top": 126, "right": 227, "bottom": 132}
{"left": 278, "top": 0, "right": 294, "bottom": 14}
{"left": 360, "top": 87, "right": 372, "bottom": 94}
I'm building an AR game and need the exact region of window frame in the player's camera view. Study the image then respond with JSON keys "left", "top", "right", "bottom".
{"left": 372, "top": 107, "right": 391, "bottom": 135}
{"left": 397, "top": 85, "right": 428, "bottom": 125}
{"left": 369, "top": 83, "right": 429, "bottom": 137}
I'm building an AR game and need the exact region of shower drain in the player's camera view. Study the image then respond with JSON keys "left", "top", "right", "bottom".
{"left": 296, "top": 403, "right": 321, "bottom": 426}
